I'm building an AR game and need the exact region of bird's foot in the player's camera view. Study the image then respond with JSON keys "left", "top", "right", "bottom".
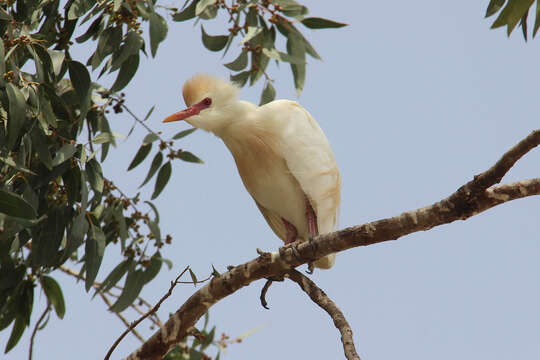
{"left": 306, "top": 262, "right": 315, "bottom": 274}
{"left": 279, "top": 242, "right": 302, "bottom": 263}
{"left": 308, "top": 235, "right": 318, "bottom": 255}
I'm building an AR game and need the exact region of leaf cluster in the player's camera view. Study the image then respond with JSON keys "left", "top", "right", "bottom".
{"left": 172, "top": 0, "right": 345, "bottom": 104}
{"left": 0, "top": 0, "right": 345, "bottom": 356}
{"left": 486, "top": 0, "right": 540, "bottom": 40}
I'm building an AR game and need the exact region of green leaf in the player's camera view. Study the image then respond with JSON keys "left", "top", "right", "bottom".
{"left": 534, "top": 0, "right": 540, "bottom": 36}
{"left": 85, "top": 225, "right": 106, "bottom": 291}
{"left": 111, "top": 54, "right": 139, "bottom": 92}
{"left": 109, "top": 268, "right": 145, "bottom": 312}
{"left": 141, "top": 202, "right": 159, "bottom": 227}
{"left": 230, "top": 71, "right": 250, "bottom": 87}
{"left": 111, "top": 31, "right": 144, "bottom": 71}
{"left": 486, "top": 0, "right": 506, "bottom": 17}
{"left": 63, "top": 213, "right": 88, "bottom": 261}
{"left": 52, "top": 143, "right": 76, "bottom": 167}
{"left": 80, "top": 172, "right": 89, "bottom": 212}
{"left": 37, "top": 85, "right": 57, "bottom": 129}
{"left": 189, "top": 268, "right": 198, "bottom": 286}
{"left": 241, "top": 26, "right": 263, "bottom": 44}
{"left": 173, "top": 0, "right": 199, "bottom": 21}
{"left": 195, "top": 0, "right": 215, "bottom": 16}
{"left": 144, "top": 106, "right": 155, "bottom": 121}
{"left": 86, "top": 159, "right": 104, "bottom": 193}
{"left": 31, "top": 208, "right": 65, "bottom": 267}
{"left": 143, "top": 133, "right": 160, "bottom": 144}
{"left": 76, "top": 15, "right": 103, "bottom": 43}
{"left": 277, "top": 0, "right": 308, "bottom": 18}
{"left": 92, "top": 132, "right": 123, "bottom": 145}
{"left": 30, "top": 126, "right": 52, "bottom": 170}
{"left": 48, "top": 50, "right": 65, "bottom": 77}
{"left": 4, "top": 316, "right": 25, "bottom": 353}
{"left": 151, "top": 161, "right": 172, "bottom": 199}
{"left": 68, "top": 60, "right": 91, "bottom": 120}
{"left": 259, "top": 81, "right": 276, "bottom": 105}
{"left": 201, "top": 26, "right": 228, "bottom": 51}
{"left": 113, "top": 205, "right": 129, "bottom": 242}
{"left": 147, "top": 219, "right": 161, "bottom": 242}
{"left": 68, "top": 0, "right": 96, "bottom": 20}
{"left": 172, "top": 128, "right": 197, "bottom": 140}
{"left": 0, "top": 155, "right": 35, "bottom": 175}
{"left": 521, "top": 11, "right": 529, "bottom": 40}
{"left": 262, "top": 48, "right": 305, "bottom": 64}
{"left": 128, "top": 143, "right": 152, "bottom": 170}
{"left": 0, "top": 41, "right": 5, "bottom": 85}
{"left": 142, "top": 252, "right": 162, "bottom": 284}
{"left": 492, "top": 0, "right": 534, "bottom": 35}
{"left": 224, "top": 50, "right": 248, "bottom": 71}
{"left": 92, "top": 26, "right": 123, "bottom": 70}
{"left": 140, "top": 152, "right": 163, "bottom": 187}
{"left": 94, "top": 259, "right": 132, "bottom": 295}
{"left": 300, "top": 17, "right": 347, "bottom": 29}
{"left": 286, "top": 32, "right": 306, "bottom": 96}
{"left": 40, "top": 276, "right": 65, "bottom": 319}
{"left": 149, "top": 13, "right": 168, "bottom": 58}
{"left": 178, "top": 151, "right": 203, "bottom": 163}
{"left": 0, "top": 189, "right": 36, "bottom": 219}
{"left": 6, "top": 83, "right": 27, "bottom": 150}
{"left": 211, "top": 264, "right": 220, "bottom": 277}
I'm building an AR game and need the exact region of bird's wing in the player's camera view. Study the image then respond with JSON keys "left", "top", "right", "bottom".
{"left": 254, "top": 201, "right": 287, "bottom": 242}
{"left": 259, "top": 100, "right": 341, "bottom": 234}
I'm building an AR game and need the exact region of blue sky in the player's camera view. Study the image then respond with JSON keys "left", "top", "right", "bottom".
{"left": 4, "top": 1, "right": 540, "bottom": 359}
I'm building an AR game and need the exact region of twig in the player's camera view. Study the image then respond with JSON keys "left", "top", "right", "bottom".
{"left": 29, "top": 303, "right": 51, "bottom": 360}
{"left": 105, "top": 266, "right": 191, "bottom": 360}
{"left": 287, "top": 270, "right": 360, "bottom": 360}
{"left": 59, "top": 265, "right": 164, "bottom": 329}
{"left": 124, "top": 130, "right": 540, "bottom": 360}
{"left": 119, "top": 103, "right": 164, "bottom": 142}
{"left": 100, "top": 292, "right": 145, "bottom": 343}
{"left": 259, "top": 279, "right": 273, "bottom": 309}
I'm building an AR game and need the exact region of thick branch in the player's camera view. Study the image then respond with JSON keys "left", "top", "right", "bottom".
{"left": 124, "top": 130, "right": 540, "bottom": 360}
{"left": 287, "top": 270, "right": 360, "bottom": 360}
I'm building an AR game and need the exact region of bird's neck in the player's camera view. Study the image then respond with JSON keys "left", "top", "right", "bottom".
{"left": 212, "top": 100, "right": 257, "bottom": 138}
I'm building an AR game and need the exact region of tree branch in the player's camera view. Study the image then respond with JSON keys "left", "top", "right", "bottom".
{"left": 287, "top": 270, "right": 360, "bottom": 360}
{"left": 124, "top": 130, "right": 540, "bottom": 360}
{"left": 29, "top": 303, "right": 50, "bottom": 360}
{"left": 105, "top": 267, "right": 190, "bottom": 360}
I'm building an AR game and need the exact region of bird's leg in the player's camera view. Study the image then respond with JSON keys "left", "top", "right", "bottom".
{"left": 305, "top": 197, "right": 318, "bottom": 239}
{"left": 305, "top": 197, "right": 318, "bottom": 273}
{"left": 279, "top": 218, "right": 303, "bottom": 262}
{"left": 282, "top": 218, "right": 298, "bottom": 244}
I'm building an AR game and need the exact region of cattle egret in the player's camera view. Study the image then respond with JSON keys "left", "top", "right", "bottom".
{"left": 163, "top": 74, "right": 341, "bottom": 269}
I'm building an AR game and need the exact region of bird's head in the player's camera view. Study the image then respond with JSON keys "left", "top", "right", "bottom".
{"left": 163, "top": 74, "right": 240, "bottom": 133}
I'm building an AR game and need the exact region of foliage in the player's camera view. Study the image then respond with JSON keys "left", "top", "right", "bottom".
{"left": 485, "top": 0, "right": 540, "bottom": 40}
{"left": 0, "top": 0, "right": 344, "bottom": 355}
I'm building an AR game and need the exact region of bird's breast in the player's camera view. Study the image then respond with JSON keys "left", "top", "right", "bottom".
{"left": 223, "top": 133, "right": 309, "bottom": 238}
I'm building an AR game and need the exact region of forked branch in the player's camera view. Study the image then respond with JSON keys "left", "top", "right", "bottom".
{"left": 124, "top": 130, "right": 540, "bottom": 360}
{"left": 287, "top": 270, "right": 360, "bottom": 360}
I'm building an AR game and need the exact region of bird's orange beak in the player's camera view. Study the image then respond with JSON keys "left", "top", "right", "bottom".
{"left": 163, "top": 98, "right": 212, "bottom": 123}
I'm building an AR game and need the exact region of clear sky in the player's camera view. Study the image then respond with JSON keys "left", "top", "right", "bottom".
{"left": 4, "top": 1, "right": 540, "bottom": 359}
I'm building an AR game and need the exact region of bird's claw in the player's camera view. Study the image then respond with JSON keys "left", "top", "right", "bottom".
{"left": 308, "top": 235, "right": 318, "bottom": 255}
{"left": 306, "top": 262, "right": 314, "bottom": 274}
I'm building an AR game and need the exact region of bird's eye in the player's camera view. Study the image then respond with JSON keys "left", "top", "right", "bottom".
{"left": 202, "top": 97, "right": 212, "bottom": 106}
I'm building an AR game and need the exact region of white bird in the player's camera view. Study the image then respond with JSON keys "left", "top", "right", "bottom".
{"left": 163, "top": 74, "right": 341, "bottom": 269}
